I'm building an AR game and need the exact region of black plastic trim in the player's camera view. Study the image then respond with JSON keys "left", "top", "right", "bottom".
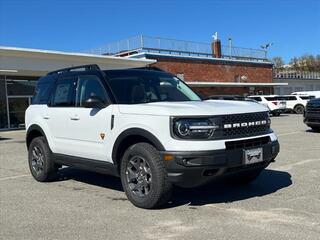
{"left": 47, "top": 64, "right": 101, "bottom": 75}
{"left": 161, "top": 140, "right": 279, "bottom": 187}
{"left": 26, "top": 124, "right": 47, "bottom": 149}
{"left": 52, "top": 153, "right": 119, "bottom": 177}
{"left": 112, "top": 128, "right": 165, "bottom": 163}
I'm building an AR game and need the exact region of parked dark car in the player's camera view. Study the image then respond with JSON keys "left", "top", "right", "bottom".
{"left": 304, "top": 98, "right": 320, "bottom": 132}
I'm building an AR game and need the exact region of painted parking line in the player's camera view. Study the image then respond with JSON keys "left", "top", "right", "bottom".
{"left": 277, "top": 131, "right": 302, "bottom": 137}
{"left": 274, "top": 158, "right": 320, "bottom": 171}
{"left": 0, "top": 174, "right": 30, "bottom": 181}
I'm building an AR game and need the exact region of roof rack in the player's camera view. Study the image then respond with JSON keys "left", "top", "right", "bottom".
{"left": 132, "top": 66, "right": 164, "bottom": 72}
{"left": 47, "top": 64, "right": 101, "bottom": 75}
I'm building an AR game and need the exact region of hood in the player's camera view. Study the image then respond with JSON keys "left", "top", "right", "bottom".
{"left": 118, "top": 100, "right": 269, "bottom": 116}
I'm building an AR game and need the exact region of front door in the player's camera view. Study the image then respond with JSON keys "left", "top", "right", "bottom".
{"left": 67, "top": 74, "right": 113, "bottom": 162}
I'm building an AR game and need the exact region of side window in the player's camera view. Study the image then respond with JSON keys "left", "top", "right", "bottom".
{"left": 76, "top": 75, "right": 108, "bottom": 107}
{"left": 251, "top": 97, "right": 261, "bottom": 101}
{"left": 51, "top": 77, "right": 76, "bottom": 107}
{"left": 32, "top": 82, "right": 53, "bottom": 104}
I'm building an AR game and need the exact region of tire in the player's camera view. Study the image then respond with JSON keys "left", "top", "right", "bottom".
{"left": 227, "top": 169, "right": 263, "bottom": 185}
{"left": 28, "top": 136, "right": 58, "bottom": 182}
{"left": 120, "top": 142, "right": 173, "bottom": 209}
{"left": 311, "top": 126, "right": 320, "bottom": 132}
{"left": 272, "top": 112, "right": 280, "bottom": 116}
{"left": 294, "top": 104, "right": 305, "bottom": 114}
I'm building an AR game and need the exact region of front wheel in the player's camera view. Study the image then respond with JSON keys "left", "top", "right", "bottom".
{"left": 272, "top": 112, "right": 281, "bottom": 117}
{"left": 120, "top": 143, "right": 173, "bottom": 209}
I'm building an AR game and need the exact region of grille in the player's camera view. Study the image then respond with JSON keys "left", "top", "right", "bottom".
{"left": 225, "top": 136, "right": 271, "bottom": 150}
{"left": 219, "top": 112, "right": 270, "bottom": 139}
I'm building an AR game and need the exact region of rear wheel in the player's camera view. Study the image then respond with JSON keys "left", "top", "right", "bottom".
{"left": 120, "top": 142, "right": 173, "bottom": 209}
{"left": 28, "top": 136, "right": 58, "bottom": 182}
{"left": 294, "top": 104, "right": 305, "bottom": 114}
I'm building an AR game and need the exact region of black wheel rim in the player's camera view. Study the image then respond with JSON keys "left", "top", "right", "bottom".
{"left": 296, "top": 106, "right": 304, "bottom": 114}
{"left": 31, "top": 146, "right": 44, "bottom": 174}
{"left": 126, "top": 156, "right": 152, "bottom": 197}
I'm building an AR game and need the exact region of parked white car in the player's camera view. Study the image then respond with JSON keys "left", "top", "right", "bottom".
{"left": 247, "top": 95, "right": 287, "bottom": 116}
{"left": 291, "top": 91, "right": 320, "bottom": 98}
{"left": 276, "top": 95, "right": 315, "bottom": 114}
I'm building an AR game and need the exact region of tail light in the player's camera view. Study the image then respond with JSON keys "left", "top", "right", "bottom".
{"left": 272, "top": 101, "right": 278, "bottom": 106}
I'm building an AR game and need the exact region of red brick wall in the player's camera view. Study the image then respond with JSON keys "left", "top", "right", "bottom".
{"left": 150, "top": 56, "right": 273, "bottom": 96}
{"left": 152, "top": 57, "right": 273, "bottom": 83}
{"left": 192, "top": 87, "right": 273, "bottom": 97}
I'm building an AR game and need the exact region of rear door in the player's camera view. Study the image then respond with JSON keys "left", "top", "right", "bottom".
{"left": 47, "top": 75, "right": 77, "bottom": 155}
{"left": 67, "top": 72, "right": 114, "bottom": 162}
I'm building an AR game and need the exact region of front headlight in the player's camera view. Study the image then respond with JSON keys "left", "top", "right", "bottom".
{"left": 172, "top": 118, "right": 219, "bottom": 139}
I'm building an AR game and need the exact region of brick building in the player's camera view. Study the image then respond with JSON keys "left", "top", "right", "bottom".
{"left": 147, "top": 53, "right": 274, "bottom": 96}
{"left": 91, "top": 35, "right": 286, "bottom": 97}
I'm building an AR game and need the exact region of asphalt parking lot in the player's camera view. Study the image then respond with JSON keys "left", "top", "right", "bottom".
{"left": 0, "top": 114, "right": 319, "bottom": 240}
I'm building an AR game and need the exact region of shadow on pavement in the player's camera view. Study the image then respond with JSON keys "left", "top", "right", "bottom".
{"left": 56, "top": 167, "right": 123, "bottom": 191}
{"left": 167, "top": 169, "right": 292, "bottom": 208}
{"left": 306, "top": 129, "right": 320, "bottom": 134}
{"left": 0, "top": 137, "right": 12, "bottom": 141}
{"left": 55, "top": 167, "right": 292, "bottom": 208}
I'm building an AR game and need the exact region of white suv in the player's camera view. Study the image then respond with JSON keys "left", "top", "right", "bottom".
{"left": 247, "top": 95, "right": 286, "bottom": 116}
{"left": 277, "top": 95, "right": 315, "bottom": 114}
{"left": 26, "top": 65, "right": 280, "bottom": 209}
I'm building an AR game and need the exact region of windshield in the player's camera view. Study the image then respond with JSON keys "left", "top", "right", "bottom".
{"left": 106, "top": 70, "right": 201, "bottom": 104}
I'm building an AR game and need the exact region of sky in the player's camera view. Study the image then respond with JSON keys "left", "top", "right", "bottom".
{"left": 0, "top": 0, "right": 319, "bottom": 63}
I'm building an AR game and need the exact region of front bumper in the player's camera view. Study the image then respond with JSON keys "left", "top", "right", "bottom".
{"left": 161, "top": 139, "right": 280, "bottom": 187}
{"left": 304, "top": 112, "right": 320, "bottom": 127}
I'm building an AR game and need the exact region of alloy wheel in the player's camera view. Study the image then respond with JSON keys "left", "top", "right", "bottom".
{"left": 126, "top": 156, "right": 152, "bottom": 197}
{"left": 31, "top": 146, "right": 44, "bottom": 174}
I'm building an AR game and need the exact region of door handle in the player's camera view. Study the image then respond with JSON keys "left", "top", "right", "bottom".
{"left": 70, "top": 116, "right": 80, "bottom": 121}
{"left": 43, "top": 115, "right": 50, "bottom": 119}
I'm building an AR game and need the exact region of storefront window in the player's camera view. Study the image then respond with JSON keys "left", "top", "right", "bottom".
{"left": 0, "top": 78, "right": 38, "bottom": 129}
{"left": 6, "top": 80, "right": 37, "bottom": 96}
{"left": 8, "top": 97, "right": 30, "bottom": 128}
{"left": 0, "top": 79, "right": 8, "bottom": 129}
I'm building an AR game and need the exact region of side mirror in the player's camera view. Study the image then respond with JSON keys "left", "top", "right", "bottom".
{"left": 83, "top": 96, "right": 106, "bottom": 108}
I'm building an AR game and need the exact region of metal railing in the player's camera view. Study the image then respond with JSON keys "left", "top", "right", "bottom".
{"left": 85, "top": 35, "right": 268, "bottom": 62}
{"left": 273, "top": 70, "right": 320, "bottom": 79}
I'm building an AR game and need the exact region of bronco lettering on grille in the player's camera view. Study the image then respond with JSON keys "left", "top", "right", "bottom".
{"left": 223, "top": 120, "right": 267, "bottom": 129}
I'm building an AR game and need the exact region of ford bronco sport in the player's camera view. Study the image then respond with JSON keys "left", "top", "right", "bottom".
{"left": 26, "top": 65, "right": 280, "bottom": 209}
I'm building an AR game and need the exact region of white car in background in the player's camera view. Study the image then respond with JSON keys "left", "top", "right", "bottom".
{"left": 291, "top": 91, "right": 320, "bottom": 98}
{"left": 248, "top": 95, "right": 286, "bottom": 116}
{"left": 277, "top": 95, "right": 315, "bottom": 114}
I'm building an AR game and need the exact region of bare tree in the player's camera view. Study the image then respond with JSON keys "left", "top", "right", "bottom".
{"left": 289, "top": 54, "right": 320, "bottom": 72}
{"left": 271, "top": 56, "right": 285, "bottom": 69}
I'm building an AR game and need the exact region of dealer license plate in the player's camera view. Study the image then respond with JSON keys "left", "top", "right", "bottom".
{"left": 244, "top": 148, "right": 263, "bottom": 165}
